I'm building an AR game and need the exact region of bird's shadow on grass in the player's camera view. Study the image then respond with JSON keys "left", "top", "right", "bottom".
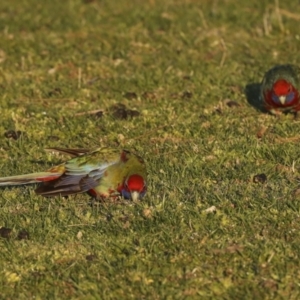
{"left": 245, "top": 82, "right": 267, "bottom": 113}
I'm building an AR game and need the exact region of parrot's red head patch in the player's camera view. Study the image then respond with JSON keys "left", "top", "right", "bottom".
{"left": 126, "top": 174, "right": 146, "bottom": 192}
{"left": 273, "top": 79, "right": 292, "bottom": 96}
{"left": 119, "top": 174, "right": 147, "bottom": 200}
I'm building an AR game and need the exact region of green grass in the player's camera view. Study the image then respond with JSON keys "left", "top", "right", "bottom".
{"left": 0, "top": 0, "right": 300, "bottom": 298}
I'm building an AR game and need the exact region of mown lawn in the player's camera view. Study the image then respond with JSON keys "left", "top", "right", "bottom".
{"left": 0, "top": 0, "right": 300, "bottom": 298}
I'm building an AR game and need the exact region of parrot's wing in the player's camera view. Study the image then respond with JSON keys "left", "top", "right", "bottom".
{"left": 36, "top": 148, "right": 121, "bottom": 196}
{"left": 35, "top": 174, "right": 100, "bottom": 196}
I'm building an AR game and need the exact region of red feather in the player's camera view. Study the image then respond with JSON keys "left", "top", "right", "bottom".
{"left": 36, "top": 175, "right": 61, "bottom": 182}
{"left": 273, "top": 79, "right": 291, "bottom": 96}
{"left": 127, "top": 174, "right": 145, "bottom": 192}
{"left": 264, "top": 80, "right": 299, "bottom": 110}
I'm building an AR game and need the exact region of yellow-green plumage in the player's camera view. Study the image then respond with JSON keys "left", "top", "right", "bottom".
{"left": 0, "top": 147, "right": 147, "bottom": 201}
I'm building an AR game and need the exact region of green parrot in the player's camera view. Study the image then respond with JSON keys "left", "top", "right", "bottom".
{"left": 0, "top": 147, "right": 147, "bottom": 201}
{"left": 260, "top": 64, "right": 300, "bottom": 115}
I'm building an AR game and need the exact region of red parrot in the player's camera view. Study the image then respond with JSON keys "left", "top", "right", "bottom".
{"left": 260, "top": 64, "right": 300, "bottom": 115}
{"left": 0, "top": 147, "right": 147, "bottom": 201}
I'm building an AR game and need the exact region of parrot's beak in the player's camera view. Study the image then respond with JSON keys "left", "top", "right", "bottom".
{"left": 279, "top": 95, "right": 286, "bottom": 105}
{"left": 130, "top": 191, "right": 140, "bottom": 202}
